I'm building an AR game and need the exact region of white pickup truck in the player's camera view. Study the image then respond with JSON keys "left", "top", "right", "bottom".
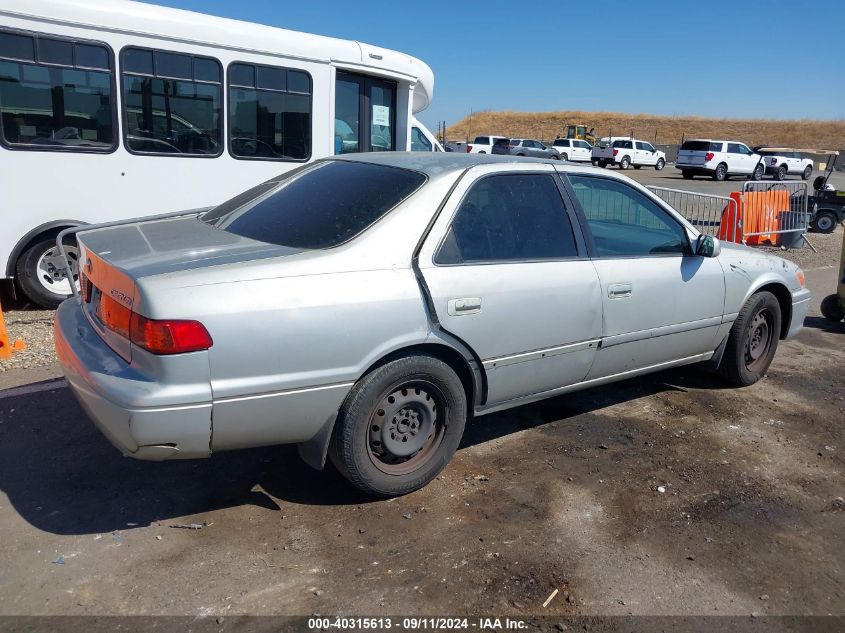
{"left": 466, "top": 135, "right": 510, "bottom": 154}
{"left": 592, "top": 137, "right": 666, "bottom": 170}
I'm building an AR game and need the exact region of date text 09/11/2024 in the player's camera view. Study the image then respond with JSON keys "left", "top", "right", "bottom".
{"left": 307, "top": 617, "right": 528, "bottom": 630}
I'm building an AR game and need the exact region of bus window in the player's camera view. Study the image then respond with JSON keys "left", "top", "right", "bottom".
{"left": 0, "top": 29, "right": 116, "bottom": 151}
{"left": 335, "top": 72, "right": 396, "bottom": 154}
{"left": 228, "top": 62, "right": 312, "bottom": 161}
{"left": 120, "top": 46, "right": 222, "bottom": 156}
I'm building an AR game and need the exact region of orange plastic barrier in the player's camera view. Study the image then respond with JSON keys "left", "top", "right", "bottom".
{"left": 0, "top": 301, "right": 26, "bottom": 360}
{"left": 719, "top": 190, "right": 789, "bottom": 245}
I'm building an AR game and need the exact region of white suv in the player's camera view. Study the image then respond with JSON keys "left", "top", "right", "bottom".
{"left": 754, "top": 147, "right": 814, "bottom": 181}
{"left": 676, "top": 140, "right": 764, "bottom": 181}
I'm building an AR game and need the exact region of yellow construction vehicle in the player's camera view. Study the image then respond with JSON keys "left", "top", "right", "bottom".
{"left": 564, "top": 124, "right": 596, "bottom": 145}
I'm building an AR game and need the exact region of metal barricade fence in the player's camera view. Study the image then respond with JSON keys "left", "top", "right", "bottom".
{"left": 740, "top": 181, "right": 809, "bottom": 246}
{"left": 646, "top": 186, "right": 741, "bottom": 242}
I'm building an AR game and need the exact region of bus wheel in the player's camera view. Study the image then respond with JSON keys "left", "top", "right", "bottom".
{"left": 15, "top": 238, "right": 80, "bottom": 308}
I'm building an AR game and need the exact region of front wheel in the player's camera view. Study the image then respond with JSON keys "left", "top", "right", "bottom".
{"left": 813, "top": 210, "right": 838, "bottom": 234}
{"left": 802, "top": 166, "right": 812, "bottom": 180}
{"left": 718, "top": 291, "right": 781, "bottom": 387}
{"left": 15, "top": 237, "right": 80, "bottom": 308}
{"left": 655, "top": 158, "right": 665, "bottom": 171}
{"left": 329, "top": 355, "right": 468, "bottom": 497}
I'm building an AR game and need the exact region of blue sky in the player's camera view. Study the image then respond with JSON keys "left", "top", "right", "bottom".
{"left": 153, "top": 0, "right": 845, "bottom": 128}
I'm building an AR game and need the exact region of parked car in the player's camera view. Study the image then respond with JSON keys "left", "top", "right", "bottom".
{"left": 55, "top": 153, "right": 810, "bottom": 498}
{"left": 509, "top": 139, "right": 560, "bottom": 159}
{"left": 592, "top": 137, "right": 666, "bottom": 170}
{"left": 467, "top": 135, "right": 510, "bottom": 154}
{"left": 551, "top": 138, "right": 593, "bottom": 162}
{"left": 753, "top": 147, "right": 814, "bottom": 181}
{"left": 676, "top": 140, "right": 764, "bottom": 181}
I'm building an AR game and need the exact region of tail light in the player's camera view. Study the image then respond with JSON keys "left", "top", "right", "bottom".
{"left": 466, "top": 145, "right": 472, "bottom": 153}
{"left": 613, "top": 149, "right": 619, "bottom": 157}
{"left": 130, "top": 313, "right": 213, "bottom": 355}
{"left": 705, "top": 152, "right": 715, "bottom": 161}
{"left": 95, "top": 291, "right": 212, "bottom": 354}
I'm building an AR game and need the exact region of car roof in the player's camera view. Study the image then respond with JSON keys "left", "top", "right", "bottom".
{"left": 329, "top": 152, "right": 608, "bottom": 178}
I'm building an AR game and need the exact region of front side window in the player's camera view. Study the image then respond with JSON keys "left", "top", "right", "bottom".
{"left": 568, "top": 175, "right": 688, "bottom": 258}
{"left": 411, "top": 126, "right": 432, "bottom": 151}
{"left": 436, "top": 173, "right": 578, "bottom": 264}
{"left": 0, "top": 29, "right": 115, "bottom": 151}
{"left": 203, "top": 160, "right": 426, "bottom": 249}
{"left": 228, "top": 62, "right": 311, "bottom": 161}
{"left": 121, "top": 47, "right": 222, "bottom": 156}
{"left": 727, "top": 143, "right": 742, "bottom": 154}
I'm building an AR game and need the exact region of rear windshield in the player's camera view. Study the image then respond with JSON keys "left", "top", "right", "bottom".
{"left": 202, "top": 160, "right": 426, "bottom": 249}
{"left": 681, "top": 141, "right": 721, "bottom": 151}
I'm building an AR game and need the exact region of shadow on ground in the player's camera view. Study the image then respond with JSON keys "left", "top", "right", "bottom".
{"left": 0, "top": 366, "right": 728, "bottom": 536}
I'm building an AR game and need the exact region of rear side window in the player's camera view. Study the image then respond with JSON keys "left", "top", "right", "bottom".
{"left": 436, "top": 173, "right": 578, "bottom": 264}
{"left": 473, "top": 136, "right": 489, "bottom": 144}
{"left": 203, "top": 160, "right": 426, "bottom": 249}
{"left": 613, "top": 140, "right": 633, "bottom": 149}
{"left": 555, "top": 139, "right": 570, "bottom": 147}
{"left": 493, "top": 138, "right": 510, "bottom": 147}
{"left": 0, "top": 29, "right": 116, "bottom": 151}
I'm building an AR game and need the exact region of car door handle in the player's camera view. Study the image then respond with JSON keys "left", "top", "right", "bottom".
{"left": 448, "top": 297, "right": 482, "bottom": 315}
{"left": 607, "top": 283, "right": 632, "bottom": 298}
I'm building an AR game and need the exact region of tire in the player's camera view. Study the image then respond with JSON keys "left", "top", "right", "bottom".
{"left": 751, "top": 164, "right": 764, "bottom": 181}
{"left": 619, "top": 156, "right": 631, "bottom": 170}
{"left": 682, "top": 170, "right": 694, "bottom": 180}
{"left": 655, "top": 158, "right": 665, "bottom": 171}
{"left": 551, "top": 154, "right": 560, "bottom": 160}
{"left": 820, "top": 295, "right": 845, "bottom": 322}
{"left": 802, "top": 166, "right": 812, "bottom": 180}
{"left": 712, "top": 163, "right": 728, "bottom": 181}
{"left": 812, "top": 210, "right": 838, "bottom": 234}
{"left": 633, "top": 165, "right": 642, "bottom": 170}
{"left": 561, "top": 152, "right": 568, "bottom": 161}
{"left": 718, "top": 291, "right": 781, "bottom": 387}
{"left": 516, "top": 153, "right": 525, "bottom": 157}
{"left": 15, "top": 237, "right": 80, "bottom": 308}
{"left": 775, "top": 165, "right": 787, "bottom": 181}
{"left": 329, "top": 354, "right": 468, "bottom": 498}
{"left": 478, "top": 151, "right": 486, "bottom": 154}
{"left": 598, "top": 161, "right": 608, "bottom": 168}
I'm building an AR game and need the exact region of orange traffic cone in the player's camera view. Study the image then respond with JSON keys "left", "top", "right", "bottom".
{"left": 0, "top": 300, "right": 26, "bottom": 360}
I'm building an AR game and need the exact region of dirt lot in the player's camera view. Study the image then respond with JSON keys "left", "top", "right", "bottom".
{"left": 0, "top": 273, "right": 843, "bottom": 623}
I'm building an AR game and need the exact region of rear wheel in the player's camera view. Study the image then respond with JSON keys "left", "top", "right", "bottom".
{"left": 551, "top": 154, "right": 560, "bottom": 160}
{"left": 820, "top": 295, "right": 845, "bottom": 322}
{"left": 619, "top": 156, "right": 631, "bottom": 170}
{"left": 776, "top": 165, "right": 787, "bottom": 181}
{"left": 598, "top": 161, "right": 608, "bottom": 168}
{"left": 718, "top": 291, "right": 781, "bottom": 387}
{"left": 329, "top": 355, "right": 467, "bottom": 498}
{"left": 15, "top": 237, "right": 80, "bottom": 308}
{"left": 655, "top": 158, "right": 665, "bottom": 171}
{"left": 802, "top": 166, "right": 812, "bottom": 180}
{"left": 713, "top": 163, "right": 728, "bottom": 181}
{"left": 561, "top": 152, "right": 568, "bottom": 161}
{"left": 813, "top": 210, "right": 838, "bottom": 234}
{"left": 633, "top": 164, "right": 642, "bottom": 170}
{"left": 682, "top": 170, "right": 694, "bottom": 180}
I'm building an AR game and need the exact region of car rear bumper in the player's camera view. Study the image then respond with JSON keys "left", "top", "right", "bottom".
{"left": 788, "top": 288, "right": 812, "bottom": 338}
{"left": 54, "top": 299, "right": 213, "bottom": 461}
{"left": 675, "top": 164, "right": 713, "bottom": 173}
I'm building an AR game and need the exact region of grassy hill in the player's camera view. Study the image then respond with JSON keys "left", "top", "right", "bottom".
{"left": 445, "top": 110, "right": 845, "bottom": 149}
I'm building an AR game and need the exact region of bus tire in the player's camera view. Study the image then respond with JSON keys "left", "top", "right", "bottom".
{"left": 15, "top": 237, "right": 80, "bottom": 308}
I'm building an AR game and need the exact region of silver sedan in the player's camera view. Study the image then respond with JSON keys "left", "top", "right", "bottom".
{"left": 55, "top": 153, "right": 810, "bottom": 497}
{"left": 509, "top": 139, "right": 561, "bottom": 159}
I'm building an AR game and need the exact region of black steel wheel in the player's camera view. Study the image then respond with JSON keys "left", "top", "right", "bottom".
{"left": 718, "top": 291, "right": 781, "bottom": 386}
{"left": 329, "top": 354, "right": 467, "bottom": 497}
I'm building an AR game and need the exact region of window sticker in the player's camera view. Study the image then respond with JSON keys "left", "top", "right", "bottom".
{"left": 372, "top": 104, "right": 390, "bottom": 127}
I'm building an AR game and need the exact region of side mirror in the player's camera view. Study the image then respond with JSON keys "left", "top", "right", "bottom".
{"left": 695, "top": 234, "right": 721, "bottom": 258}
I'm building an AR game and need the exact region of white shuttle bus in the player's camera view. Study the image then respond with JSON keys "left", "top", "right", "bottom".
{"left": 0, "top": 0, "right": 442, "bottom": 307}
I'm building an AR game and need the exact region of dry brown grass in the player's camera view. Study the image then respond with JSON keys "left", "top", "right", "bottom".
{"left": 445, "top": 110, "right": 845, "bottom": 148}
